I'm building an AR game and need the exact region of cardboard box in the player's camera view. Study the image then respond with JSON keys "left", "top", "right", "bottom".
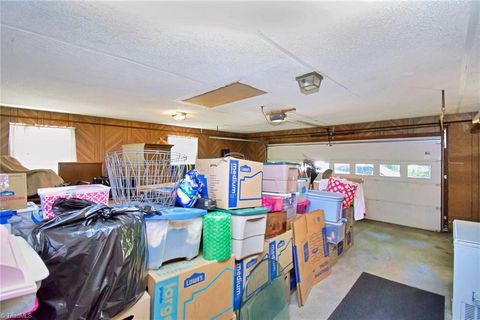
{"left": 265, "top": 211, "right": 287, "bottom": 239}
{"left": 233, "top": 230, "right": 294, "bottom": 309}
{"left": 147, "top": 256, "right": 234, "bottom": 320}
{"left": 196, "top": 157, "right": 263, "bottom": 210}
{"left": 284, "top": 272, "right": 291, "bottom": 304}
{"left": 0, "top": 173, "right": 27, "bottom": 210}
{"left": 291, "top": 210, "right": 330, "bottom": 306}
{"left": 261, "top": 230, "right": 293, "bottom": 275}
{"left": 233, "top": 254, "right": 261, "bottom": 309}
{"left": 328, "top": 241, "right": 344, "bottom": 267}
{"left": 113, "top": 292, "right": 150, "bottom": 320}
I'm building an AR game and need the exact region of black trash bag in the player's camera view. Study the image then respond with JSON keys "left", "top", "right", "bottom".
{"left": 52, "top": 197, "right": 96, "bottom": 215}
{"left": 30, "top": 204, "right": 148, "bottom": 320}
{"left": 9, "top": 212, "right": 37, "bottom": 241}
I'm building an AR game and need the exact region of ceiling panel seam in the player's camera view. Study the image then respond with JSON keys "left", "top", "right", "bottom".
{"left": 0, "top": 23, "right": 204, "bottom": 84}
{"left": 256, "top": 30, "right": 358, "bottom": 97}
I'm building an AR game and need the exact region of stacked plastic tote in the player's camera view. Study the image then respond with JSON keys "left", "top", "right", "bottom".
{"left": 307, "top": 190, "right": 346, "bottom": 245}
{"left": 262, "top": 162, "right": 300, "bottom": 238}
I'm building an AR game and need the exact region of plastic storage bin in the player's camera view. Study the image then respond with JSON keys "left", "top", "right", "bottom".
{"left": 296, "top": 200, "right": 310, "bottom": 214}
{"left": 325, "top": 219, "right": 346, "bottom": 244}
{"left": 0, "top": 225, "right": 49, "bottom": 317}
{"left": 307, "top": 191, "right": 345, "bottom": 222}
{"left": 262, "top": 180, "right": 297, "bottom": 194}
{"left": 262, "top": 192, "right": 297, "bottom": 219}
{"left": 263, "top": 162, "right": 299, "bottom": 181}
{"left": 16, "top": 202, "right": 40, "bottom": 219}
{"left": 0, "top": 210, "right": 14, "bottom": 233}
{"left": 297, "top": 179, "right": 309, "bottom": 198}
{"left": 38, "top": 184, "right": 110, "bottom": 219}
{"left": 144, "top": 207, "right": 207, "bottom": 269}
{"left": 221, "top": 207, "right": 268, "bottom": 260}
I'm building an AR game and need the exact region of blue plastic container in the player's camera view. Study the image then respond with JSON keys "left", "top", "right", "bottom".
{"left": 325, "top": 219, "right": 346, "bottom": 244}
{"left": 144, "top": 207, "right": 207, "bottom": 269}
{"left": 307, "top": 191, "right": 345, "bottom": 222}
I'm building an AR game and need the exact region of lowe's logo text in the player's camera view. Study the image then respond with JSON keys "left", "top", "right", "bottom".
{"left": 184, "top": 273, "right": 205, "bottom": 288}
{"left": 278, "top": 240, "right": 285, "bottom": 249}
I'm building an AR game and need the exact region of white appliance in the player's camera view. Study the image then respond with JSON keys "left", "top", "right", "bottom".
{"left": 453, "top": 220, "right": 480, "bottom": 320}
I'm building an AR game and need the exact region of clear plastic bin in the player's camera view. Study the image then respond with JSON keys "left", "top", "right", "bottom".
{"left": 262, "top": 193, "right": 297, "bottom": 219}
{"left": 307, "top": 191, "right": 345, "bottom": 222}
{"left": 325, "top": 219, "right": 346, "bottom": 245}
{"left": 263, "top": 162, "right": 299, "bottom": 181}
{"left": 144, "top": 207, "right": 206, "bottom": 269}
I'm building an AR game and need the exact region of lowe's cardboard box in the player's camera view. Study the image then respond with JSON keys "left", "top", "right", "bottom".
{"left": 261, "top": 230, "right": 293, "bottom": 275}
{"left": 195, "top": 157, "right": 263, "bottom": 210}
{"left": 147, "top": 256, "right": 234, "bottom": 320}
{"left": 0, "top": 173, "right": 27, "bottom": 210}
{"left": 233, "top": 254, "right": 261, "bottom": 309}
{"left": 292, "top": 210, "right": 330, "bottom": 307}
{"left": 233, "top": 230, "right": 294, "bottom": 309}
{"left": 112, "top": 292, "right": 150, "bottom": 320}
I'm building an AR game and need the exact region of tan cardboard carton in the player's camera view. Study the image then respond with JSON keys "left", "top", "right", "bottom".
{"left": 233, "top": 254, "right": 261, "bottom": 309}
{"left": 291, "top": 210, "right": 330, "bottom": 307}
{"left": 260, "top": 230, "right": 293, "bottom": 274}
{"left": 112, "top": 292, "right": 150, "bottom": 320}
{"left": 147, "top": 256, "right": 234, "bottom": 320}
{"left": 0, "top": 173, "right": 27, "bottom": 210}
{"left": 195, "top": 157, "right": 263, "bottom": 209}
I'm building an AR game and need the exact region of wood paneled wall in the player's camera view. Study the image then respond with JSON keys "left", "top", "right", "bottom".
{"left": 447, "top": 121, "right": 480, "bottom": 224}
{"left": 0, "top": 106, "right": 261, "bottom": 162}
{"left": 2, "top": 106, "right": 478, "bottom": 225}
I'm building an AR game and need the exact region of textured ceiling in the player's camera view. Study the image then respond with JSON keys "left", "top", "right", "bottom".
{"left": 1, "top": 1, "right": 479, "bottom": 133}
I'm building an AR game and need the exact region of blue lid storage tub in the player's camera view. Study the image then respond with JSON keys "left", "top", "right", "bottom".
{"left": 307, "top": 191, "right": 345, "bottom": 222}
{"left": 144, "top": 207, "right": 207, "bottom": 269}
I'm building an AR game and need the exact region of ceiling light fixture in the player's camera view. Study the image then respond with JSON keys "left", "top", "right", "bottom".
{"left": 172, "top": 112, "right": 187, "bottom": 121}
{"left": 296, "top": 71, "right": 323, "bottom": 95}
{"left": 269, "top": 113, "right": 287, "bottom": 123}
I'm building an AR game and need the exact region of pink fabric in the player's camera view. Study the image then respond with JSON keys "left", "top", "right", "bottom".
{"left": 327, "top": 178, "right": 357, "bottom": 209}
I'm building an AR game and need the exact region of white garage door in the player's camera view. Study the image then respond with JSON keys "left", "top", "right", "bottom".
{"left": 267, "top": 137, "right": 442, "bottom": 231}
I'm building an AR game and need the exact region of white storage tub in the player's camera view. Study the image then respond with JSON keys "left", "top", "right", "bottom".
{"left": 16, "top": 202, "right": 40, "bottom": 219}
{"left": 325, "top": 219, "right": 346, "bottom": 245}
{"left": 263, "top": 179, "right": 297, "bottom": 194}
{"left": 38, "top": 184, "right": 110, "bottom": 219}
{"left": 221, "top": 207, "right": 268, "bottom": 260}
{"left": 307, "top": 191, "right": 345, "bottom": 222}
{"left": 232, "top": 235, "right": 265, "bottom": 260}
{"left": 263, "top": 162, "right": 299, "bottom": 181}
{"left": 144, "top": 207, "right": 207, "bottom": 269}
{"left": 0, "top": 225, "right": 49, "bottom": 317}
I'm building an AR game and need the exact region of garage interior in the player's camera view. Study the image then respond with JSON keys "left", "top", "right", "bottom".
{"left": 0, "top": 2, "right": 479, "bottom": 320}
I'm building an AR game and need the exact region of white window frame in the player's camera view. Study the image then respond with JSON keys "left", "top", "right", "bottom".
{"left": 8, "top": 123, "right": 76, "bottom": 173}
{"left": 167, "top": 135, "right": 198, "bottom": 165}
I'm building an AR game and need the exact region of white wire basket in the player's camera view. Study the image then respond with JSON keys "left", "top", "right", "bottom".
{"left": 105, "top": 150, "right": 187, "bottom": 205}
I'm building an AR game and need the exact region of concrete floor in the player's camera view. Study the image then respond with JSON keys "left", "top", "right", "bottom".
{"left": 290, "top": 220, "right": 453, "bottom": 320}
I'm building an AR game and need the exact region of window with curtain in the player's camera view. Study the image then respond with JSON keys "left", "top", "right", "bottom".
{"left": 9, "top": 123, "right": 76, "bottom": 173}
{"left": 167, "top": 135, "right": 198, "bottom": 165}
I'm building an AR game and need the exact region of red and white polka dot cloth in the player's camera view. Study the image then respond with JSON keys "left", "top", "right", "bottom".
{"left": 327, "top": 177, "right": 357, "bottom": 208}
